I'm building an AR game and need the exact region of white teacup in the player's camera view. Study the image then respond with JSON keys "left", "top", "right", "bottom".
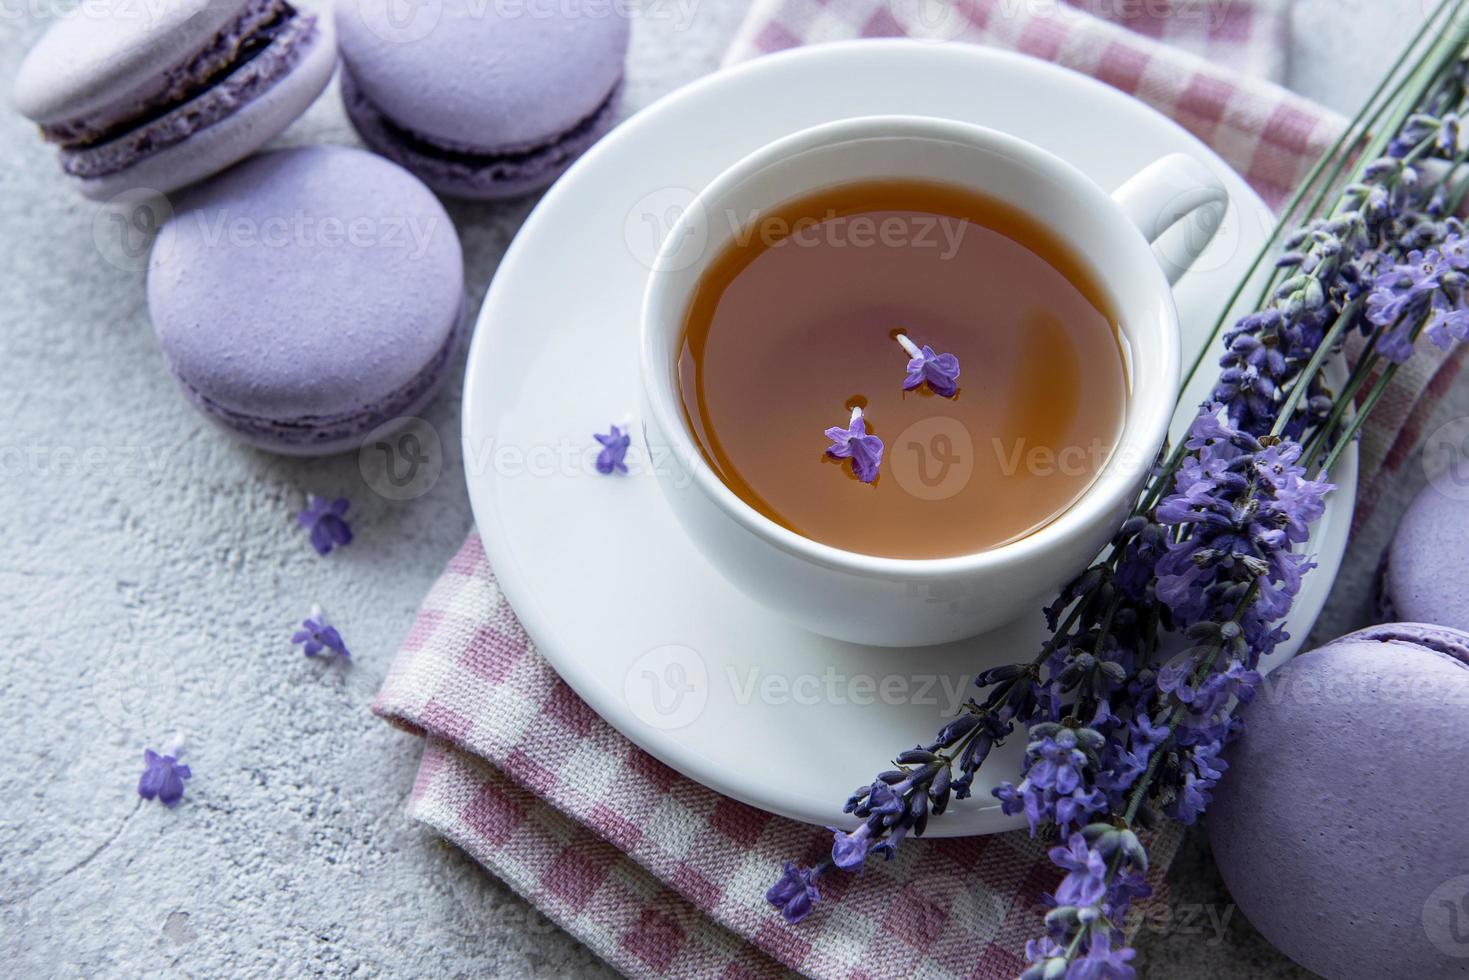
{"left": 639, "top": 115, "right": 1227, "bottom": 647}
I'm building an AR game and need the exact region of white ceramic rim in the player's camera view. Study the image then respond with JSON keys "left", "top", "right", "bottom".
{"left": 639, "top": 114, "right": 1181, "bottom": 578}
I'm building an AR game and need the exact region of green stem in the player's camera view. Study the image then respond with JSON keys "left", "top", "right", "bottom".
{"left": 1090, "top": 590, "right": 1125, "bottom": 659}
{"left": 1157, "top": 0, "right": 1469, "bottom": 530}
{"left": 1177, "top": 0, "right": 1469, "bottom": 398}
{"left": 1312, "top": 313, "right": 1432, "bottom": 472}
{"left": 1302, "top": 330, "right": 1384, "bottom": 463}
{"left": 1446, "top": 166, "right": 1469, "bottom": 213}
{"left": 1319, "top": 361, "right": 1403, "bottom": 475}
{"left": 1268, "top": 297, "right": 1364, "bottom": 439}
{"left": 1253, "top": 12, "right": 1469, "bottom": 308}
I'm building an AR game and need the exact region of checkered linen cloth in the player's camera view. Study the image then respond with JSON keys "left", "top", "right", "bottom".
{"left": 375, "top": 2, "right": 1466, "bottom": 976}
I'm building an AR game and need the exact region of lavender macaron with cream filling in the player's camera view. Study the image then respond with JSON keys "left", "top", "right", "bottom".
{"left": 13, "top": 0, "right": 335, "bottom": 199}
{"left": 335, "top": 0, "right": 628, "bottom": 199}
{"left": 147, "top": 146, "right": 464, "bottom": 455}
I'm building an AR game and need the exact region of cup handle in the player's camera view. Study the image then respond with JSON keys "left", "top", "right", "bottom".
{"left": 1111, "top": 153, "right": 1229, "bottom": 287}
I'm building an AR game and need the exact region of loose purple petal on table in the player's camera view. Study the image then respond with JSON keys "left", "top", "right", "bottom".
{"left": 292, "top": 604, "right": 350, "bottom": 660}
{"left": 765, "top": 862, "right": 821, "bottom": 924}
{"left": 594, "top": 425, "right": 631, "bottom": 475}
{"left": 138, "top": 748, "right": 192, "bottom": 807}
{"left": 297, "top": 496, "right": 352, "bottom": 555}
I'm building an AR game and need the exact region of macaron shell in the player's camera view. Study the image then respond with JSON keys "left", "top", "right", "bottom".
{"left": 14, "top": 0, "right": 244, "bottom": 125}
{"left": 147, "top": 146, "right": 463, "bottom": 443}
{"left": 176, "top": 298, "right": 467, "bottom": 456}
{"left": 1384, "top": 482, "right": 1469, "bottom": 632}
{"left": 339, "top": 61, "right": 619, "bottom": 199}
{"left": 1209, "top": 624, "right": 1469, "bottom": 979}
{"left": 67, "top": 18, "right": 337, "bottom": 201}
{"left": 334, "top": 0, "right": 629, "bottom": 151}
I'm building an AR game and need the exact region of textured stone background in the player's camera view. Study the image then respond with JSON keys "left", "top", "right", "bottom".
{"left": 0, "top": 0, "right": 1448, "bottom": 976}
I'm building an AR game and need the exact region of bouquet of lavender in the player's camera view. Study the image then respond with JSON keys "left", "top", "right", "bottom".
{"left": 766, "top": 3, "right": 1469, "bottom": 975}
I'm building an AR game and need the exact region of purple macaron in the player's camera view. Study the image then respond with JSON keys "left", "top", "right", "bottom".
{"left": 13, "top": 0, "right": 335, "bottom": 200}
{"left": 335, "top": 0, "right": 629, "bottom": 199}
{"left": 147, "top": 146, "right": 464, "bottom": 455}
{"left": 1209, "top": 623, "right": 1469, "bottom": 978}
{"left": 1380, "top": 482, "right": 1469, "bottom": 631}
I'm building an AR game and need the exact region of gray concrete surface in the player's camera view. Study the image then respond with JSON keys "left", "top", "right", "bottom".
{"left": 0, "top": 0, "right": 1448, "bottom": 977}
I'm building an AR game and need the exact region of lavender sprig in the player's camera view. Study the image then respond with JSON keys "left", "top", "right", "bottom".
{"left": 769, "top": 9, "right": 1469, "bottom": 971}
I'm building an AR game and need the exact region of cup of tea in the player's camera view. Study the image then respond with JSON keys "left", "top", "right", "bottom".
{"left": 639, "top": 115, "right": 1226, "bottom": 647}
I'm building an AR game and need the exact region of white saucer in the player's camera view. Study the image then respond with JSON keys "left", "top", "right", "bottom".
{"left": 461, "top": 40, "right": 1357, "bottom": 835}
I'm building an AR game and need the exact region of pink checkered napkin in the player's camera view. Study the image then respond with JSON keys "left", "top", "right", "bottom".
{"left": 375, "top": 3, "right": 1467, "bottom": 977}
{"left": 725, "top": 0, "right": 1318, "bottom": 210}
{"left": 1062, "top": 0, "right": 1292, "bottom": 80}
{"left": 379, "top": 534, "right": 1184, "bottom": 979}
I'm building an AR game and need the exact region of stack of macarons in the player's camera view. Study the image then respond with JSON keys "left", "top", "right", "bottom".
{"left": 12, "top": 0, "right": 630, "bottom": 453}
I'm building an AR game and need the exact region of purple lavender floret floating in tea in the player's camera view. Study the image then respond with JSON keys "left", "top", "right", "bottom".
{"left": 824, "top": 406, "right": 884, "bottom": 484}
{"left": 894, "top": 332, "right": 961, "bottom": 397}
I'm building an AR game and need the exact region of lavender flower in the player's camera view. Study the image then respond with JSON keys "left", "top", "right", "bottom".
{"left": 297, "top": 496, "right": 352, "bottom": 555}
{"left": 1153, "top": 407, "right": 1331, "bottom": 636}
{"left": 1363, "top": 245, "right": 1469, "bottom": 360}
{"left": 1442, "top": 232, "right": 1469, "bottom": 269}
{"left": 894, "top": 332, "right": 961, "bottom": 397}
{"left": 766, "top": 862, "right": 822, "bottom": 923}
{"left": 292, "top": 604, "right": 350, "bottom": 660}
{"left": 832, "top": 752, "right": 943, "bottom": 871}
{"left": 1067, "top": 932, "right": 1137, "bottom": 980}
{"left": 1051, "top": 833, "right": 1109, "bottom": 907}
{"left": 824, "top": 406, "right": 884, "bottom": 483}
{"left": 138, "top": 748, "right": 191, "bottom": 807}
{"left": 830, "top": 820, "right": 877, "bottom": 870}
{"left": 1426, "top": 304, "right": 1469, "bottom": 348}
{"left": 1158, "top": 728, "right": 1230, "bottom": 824}
{"left": 995, "top": 722, "right": 1109, "bottom": 833}
{"left": 1021, "top": 830, "right": 1147, "bottom": 979}
{"left": 594, "top": 424, "right": 631, "bottom": 475}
